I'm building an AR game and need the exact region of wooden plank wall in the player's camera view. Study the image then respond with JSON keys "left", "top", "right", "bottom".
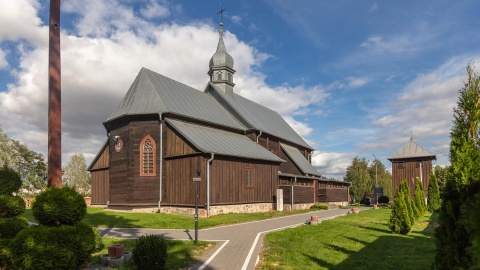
{"left": 293, "top": 186, "right": 314, "bottom": 204}
{"left": 165, "top": 126, "right": 196, "bottom": 156}
{"left": 317, "top": 188, "right": 348, "bottom": 202}
{"left": 91, "top": 170, "right": 109, "bottom": 204}
{"left": 90, "top": 143, "right": 109, "bottom": 170}
{"left": 278, "top": 147, "right": 303, "bottom": 175}
{"left": 392, "top": 158, "right": 433, "bottom": 198}
{"left": 209, "top": 156, "right": 278, "bottom": 205}
{"left": 164, "top": 156, "right": 205, "bottom": 206}
{"left": 109, "top": 123, "right": 131, "bottom": 205}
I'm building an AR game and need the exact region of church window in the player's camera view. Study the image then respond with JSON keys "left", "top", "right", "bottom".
{"left": 398, "top": 162, "right": 405, "bottom": 169}
{"left": 245, "top": 167, "right": 255, "bottom": 188}
{"left": 217, "top": 72, "right": 222, "bottom": 80}
{"left": 140, "top": 135, "right": 156, "bottom": 176}
{"left": 227, "top": 73, "right": 232, "bottom": 83}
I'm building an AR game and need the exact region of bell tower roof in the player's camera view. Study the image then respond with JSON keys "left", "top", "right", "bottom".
{"left": 209, "top": 23, "right": 234, "bottom": 69}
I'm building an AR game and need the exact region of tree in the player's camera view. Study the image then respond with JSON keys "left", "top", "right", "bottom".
{"left": 0, "top": 127, "right": 47, "bottom": 196}
{"left": 413, "top": 178, "right": 426, "bottom": 219}
{"left": 434, "top": 62, "right": 480, "bottom": 269}
{"left": 389, "top": 180, "right": 412, "bottom": 234}
{"left": 62, "top": 154, "right": 91, "bottom": 196}
{"left": 427, "top": 171, "right": 441, "bottom": 212}
{"left": 433, "top": 165, "right": 448, "bottom": 193}
{"left": 344, "top": 157, "right": 373, "bottom": 201}
{"left": 368, "top": 159, "right": 393, "bottom": 199}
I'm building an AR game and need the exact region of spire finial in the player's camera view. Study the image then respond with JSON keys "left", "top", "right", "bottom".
{"left": 410, "top": 131, "right": 413, "bottom": 141}
{"left": 218, "top": 0, "right": 225, "bottom": 24}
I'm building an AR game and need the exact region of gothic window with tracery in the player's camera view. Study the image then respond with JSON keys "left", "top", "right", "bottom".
{"left": 140, "top": 135, "right": 156, "bottom": 176}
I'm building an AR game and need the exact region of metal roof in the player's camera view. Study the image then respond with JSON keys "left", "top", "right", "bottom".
{"left": 209, "top": 23, "right": 234, "bottom": 70}
{"left": 105, "top": 68, "right": 245, "bottom": 130}
{"left": 388, "top": 139, "right": 436, "bottom": 160}
{"left": 208, "top": 83, "right": 313, "bottom": 150}
{"left": 167, "top": 119, "right": 284, "bottom": 163}
{"left": 280, "top": 143, "right": 320, "bottom": 176}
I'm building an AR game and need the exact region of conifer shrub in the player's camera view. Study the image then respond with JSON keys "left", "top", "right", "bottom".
{"left": 0, "top": 217, "right": 28, "bottom": 240}
{"left": 0, "top": 195, "right": 26, "bottom": 218}
{"left": 378, "top": 196, "right": 389, "bottom": 204}
{"left": 32, "top": 186, "right": 86, "bottom": 226}
{"left": 388, "top": 180, "right": 412, "bottom": 234}
{"left": 413, "top": 178, "right": 426, "bottom": 219}
{"left": 427, "top": 172, "right": 441, "bottom": 212}
{"left": 360, "top": 197, "right": 371, "bottom": 206}
{"left": 6, "top": 223, "right": 95, "bottom": 270}
{"left": 310, "top": 204, "right": 329, "bottom": 210}
{"left": 133, "top": 234, "right": 168, "bottom": 270}
{"left": 0, "top": 166, "right": 22, "bottom": 195}
{"left": 398, "top": 181, "right": 414, "bottom": 226}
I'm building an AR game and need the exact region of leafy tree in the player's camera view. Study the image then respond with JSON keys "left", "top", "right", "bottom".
{"left": 0, "top": 127, "right": 47, "bottom": 196}
{"left": 413, "top": 178, "right": 426, "bottom": 219}
{"left": 62, "top": 153, "right": 91, "bottom": 196}
{"left": 427, "top": 171, "right": 441, "bottom": 212}
{"left": 344, "top": 157, "right": 373, "bottom": 201}
{"left": 433, "top": 165, "right": 448, "bottom": 193}
{"left": 368, "top": 159, "right": 393, "bottom": 199}
{"left": 434, "top": 62, "right": 480, "bottom": 269}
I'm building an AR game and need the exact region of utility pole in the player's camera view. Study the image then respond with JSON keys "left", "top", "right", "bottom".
{"left": 373, "top": 154, "right": 378, "bottom": 204}
{"left": 48, "top": 0, "right": 62, "bottom": 188}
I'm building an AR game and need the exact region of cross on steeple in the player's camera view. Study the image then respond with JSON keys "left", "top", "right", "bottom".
{"left": 218, "top": 1, "right": 225, "bottom": 23}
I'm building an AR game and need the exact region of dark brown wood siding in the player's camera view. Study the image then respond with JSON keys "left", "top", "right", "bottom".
{"left": 109, "top": 120, "right": 161, "bottom": 206}
{"left": 317, "top": 188, "right": 348, "bottom": 203}
{"left": 91, "top": 170, "right": 109, "bottom": 204}
{"left": 391, "top": 157, "right": 433, "bottom": 198}
{"left": 90, "top": 144, "right": 109, "bottom": 170}
{"left": 277, "top": 185, "right": 314, "bottom": 204}
{"left": 278, "top": 147, "right": 303, "bottom": 175}
{"left": 209, "top": 156, "right": 278, "bottom": 205}
{"left": 163, "top": 156, "right": 205, "bottom": 206}
{"left": 165, "top": 126, "right": 197, "bottom": 156}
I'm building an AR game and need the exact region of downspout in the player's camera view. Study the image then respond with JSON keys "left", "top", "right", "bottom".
{"left": 158, "top": 114, "right": 163, "bottom": 212}
{"left": 291, "top": 176, "right": 297, "bottom": 210}
{"left": 308, "top": 151, "right": 314, "bottom": 163}
{"left": 256, "top": 130, "right": 262, "bottom": 143}
{"left": 206, "top": 153, "right": 215, "bottom": 217}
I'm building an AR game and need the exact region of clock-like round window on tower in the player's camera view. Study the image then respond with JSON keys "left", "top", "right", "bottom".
{"left": 115, "top": 139, "right": 123, "bottom": 152}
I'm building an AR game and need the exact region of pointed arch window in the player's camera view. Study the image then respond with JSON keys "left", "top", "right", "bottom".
{"left": 140, "top": 135, "right": 156, "bottom": 176}
{"left": 227, "top": 73, "right": 232, "bottom": 83}
{"left": 217, "top": 72, "right": 222, "bottom": 81}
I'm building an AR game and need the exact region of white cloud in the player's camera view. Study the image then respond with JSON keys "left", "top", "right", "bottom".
{"left": 369, "top": 3, "right": 378, "bottom": 13}
{"left": 312, "top": 151, "right": 357, "bottom": 179}
{"left": 231, "top": 15, "right": 242, "bottom": 25}
{"left": 139, "top": 0, "right": 170, "bottom": 19}
{"left": 0, "top": 0, "right": 323, "bottom": 165}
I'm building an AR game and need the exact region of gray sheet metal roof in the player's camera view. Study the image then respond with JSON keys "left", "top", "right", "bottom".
{"left": 388, "top": 139, "right": 436, "bottom": 160}
{"left": 105, "top": 68, "right": 245, "bottom": 130}
{"left": 167, "top": 119, "right": 284, "bottom": 163}
{"left": 208, "top": 83, "right": 313, "bottom": 150}
{"left": 280, "top": 143, "right": 320, "bottom": 176}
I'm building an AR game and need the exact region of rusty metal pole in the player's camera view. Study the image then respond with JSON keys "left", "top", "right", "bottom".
{"left": 48, "top": 0, "right": 62, "bottom": 188}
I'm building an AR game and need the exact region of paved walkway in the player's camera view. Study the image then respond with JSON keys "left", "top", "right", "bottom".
{"left": 98, "top": 208, "right": 354, "bottom": 269}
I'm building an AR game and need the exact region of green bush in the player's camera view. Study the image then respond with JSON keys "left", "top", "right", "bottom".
{"left": 32, "top": 187, "right": 86, "bottom": 226}
{"left": 133, "top": 234, "right": 168, "bottom": 270}
{"left": 360, "top": 197, "right": 371, "bottom": 206}
{"left": 388, "top": 181, "right": 412, "bottom": 234}
{"left": 0, "top": 195, "right": 26, "bottom": 218}
{"left": 378, "top": 196, "right": 389, "bottom": 204}
{"left": 6, "top": 222, "right": 95, "bottom": 270}
{"left": 413, "top": 178, "right": 426, "bottom": 219}
{"left": 427, "top": 172, "right": 441, "bottom": 212}
{"left": 310, "top": 204, "right": 329, "bottom": 210}
{"left": 0, "top": 217, "right": 28, "bottom": 240}
{"left": 0, "top": 167, "right": 22, "bottom": 195}
{"left": 93, "top": 228, "right": 105, "bottom": 252}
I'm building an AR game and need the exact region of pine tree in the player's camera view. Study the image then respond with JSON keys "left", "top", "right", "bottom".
{"left": 427, "top": 172, "right": 441, "bottom": 212}
{"left": 389, "top": 180, "right": 412, "bottom": 234}
{"left": 434, "top": 62, "right": 480, "bottom": 269}
{"left": 398, "top": 180, "right": 414, "bottom": 226}
{"left": 413, "top": 178, "right": 426, "bottom": 219}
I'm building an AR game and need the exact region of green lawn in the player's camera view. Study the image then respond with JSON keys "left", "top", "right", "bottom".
{"left": 257, "top": 209, "right": 438, "bottom": 270}
{"left": 22, "top": 207, "right": 314, "bottom": 229}
{"left": 91, "top": 237, "right": 212, "bottom": 269}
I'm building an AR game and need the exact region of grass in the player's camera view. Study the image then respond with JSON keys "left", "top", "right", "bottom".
{"left": 257, "top": 209, "right": 438, "bottom": 270}
{"left": 91, "top": 237, "right": 213, "bottom": 269}
{"left": 22, "top": 207, "right": 315, "bottom": 229}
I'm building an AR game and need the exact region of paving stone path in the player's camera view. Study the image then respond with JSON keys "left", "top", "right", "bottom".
{"left": 96, "top": 208, "right": 354, "bottom": 269}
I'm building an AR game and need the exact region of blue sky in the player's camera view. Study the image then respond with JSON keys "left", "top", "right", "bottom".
{"left": 1, "top": 0, "right": 479, "bottom": 179}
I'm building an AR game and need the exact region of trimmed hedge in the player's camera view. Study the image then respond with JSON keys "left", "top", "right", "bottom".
{"left": 133, "top": 234, "right": 168, "bottom": 270}
{"left": 6, "top": 222, "right": 95, "bottom": 270}
{"left": 310, "top": 204, "right": 329, "bottom": 210}
{"left": 0, "top": 167, "right": 22, "bottom": 196}
{"left": 0, "top": 195, "right": 26, "bottom": 218}
{"left": 378, "top": 196, "right": 389, "bottom": 204}
{"left": 0, "top": 217, "right": 28, "bottom": 241}
{"left": 32, "top": 187, "right": 86, "bottom": 226}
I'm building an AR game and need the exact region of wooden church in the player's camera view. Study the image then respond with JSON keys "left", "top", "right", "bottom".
{"left": 88, "top": 22, "right": 350, "bottom": 216}
{"left": 388, "top": 138, "right": 436, "bottom": 198}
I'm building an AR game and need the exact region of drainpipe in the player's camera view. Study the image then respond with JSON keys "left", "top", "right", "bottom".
{"left": 206, "top": 153, "right": 215, "bottom": 217}
{"left": 291, "top": 176, "right": 297, "bottom": 210}
{"left": 256, "top": 130, "right": 262, "bottom": 143}
{"left": 158, "top": 114, "right": 163, "bottom": 212}
{"left": 308, "top": 151, "right": 314, "bottom": 163}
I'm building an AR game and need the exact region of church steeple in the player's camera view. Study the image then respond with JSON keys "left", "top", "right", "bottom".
{"left": 208, "top": 22, "right": 235, "bottom": 95}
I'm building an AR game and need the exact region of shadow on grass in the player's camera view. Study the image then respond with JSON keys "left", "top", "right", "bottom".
{"left": 303, "top": 214, "right": 437, "bottom": 270}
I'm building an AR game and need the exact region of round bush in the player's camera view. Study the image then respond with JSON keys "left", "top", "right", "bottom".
{"left": 360, "top": 197, "right": 371, "bottom": 206}
{"left": 0, "top": 167, "right": 22, "bottom": 195}
{"left": 0, "top": 195, "right": 26, "bottom": 218}
{"left": 32, "top": 187, "right": 86, "bottom": 226}
{"left": 133, "top": 234, "right": 167, "bottom": 270}
{"left": 378, "top": 196, "right": 390, "bottom": 204}
{"left": 6, "top": 222, "right": 95, "bottom": 270}
{"left": 0, "top": 216, "right": 28, "bottom": 240}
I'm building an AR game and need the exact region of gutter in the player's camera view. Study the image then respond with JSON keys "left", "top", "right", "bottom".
{"left": 206, "top": 153, "right": 215, "bottom": 217}
{"left": 158, "top": 114, "right": 163, "bottom": 212}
